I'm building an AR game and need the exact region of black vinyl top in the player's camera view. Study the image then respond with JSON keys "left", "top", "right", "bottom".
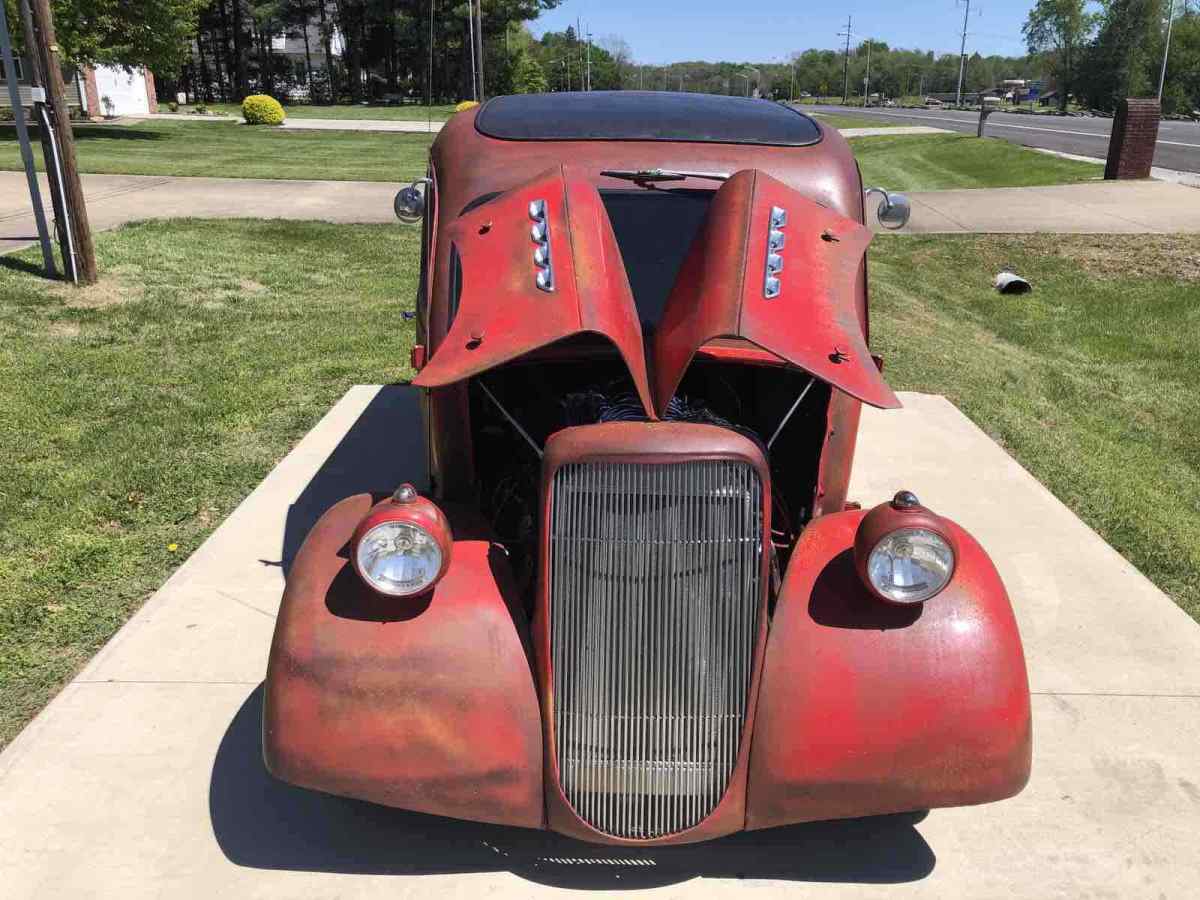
{"left": 475, "top": 92, "right": 823, "bottom": 147}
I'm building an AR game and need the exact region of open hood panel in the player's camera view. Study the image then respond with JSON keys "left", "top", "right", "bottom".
{"left": 652, "top": 169, "right": 900, "bottom": 411}
{"left": 413, "top": 165, "right": 655, "bottom": 417}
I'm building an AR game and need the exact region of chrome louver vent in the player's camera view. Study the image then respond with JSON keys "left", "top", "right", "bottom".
{"left": 548, "top": 460, "right": 763, "bottom": 839}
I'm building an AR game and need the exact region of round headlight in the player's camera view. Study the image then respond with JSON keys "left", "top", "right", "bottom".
{"left": 355, "top": 520, "right": 444, "bottom": 597}
{"left": 866, "top": 527, "right": 955, "bottom": 604}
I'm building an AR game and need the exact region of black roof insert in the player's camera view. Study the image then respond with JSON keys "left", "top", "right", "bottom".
{"left": 475, "top": 91, "right": 823, "bottom": 147}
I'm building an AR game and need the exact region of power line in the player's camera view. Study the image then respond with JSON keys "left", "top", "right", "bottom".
{"left": 837, "top": 15, "right": 853, "bottom": 103}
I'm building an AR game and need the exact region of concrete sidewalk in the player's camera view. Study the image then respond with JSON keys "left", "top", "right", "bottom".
{"left": 277, "top": 117, "right": 443, "bottom": 133}
{"left": 1, "top": 171, "right": 401, "bottom": 255}
{"left": 5, "top": 171, "right": 1200, "bottom": 257}
{"left": 1, "top": 386, "right": 1197, "bottom": 898}
{"left": 893, "top": 178, "right": 1200, "bottom": 234}
{"left": 124, "top": 112, "right": 444, "bottom": 133}
{"left": 840, "top": 125, "right": 951, "bottom": 138}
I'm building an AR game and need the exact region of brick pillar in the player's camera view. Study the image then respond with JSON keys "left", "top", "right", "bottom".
{"left": 1104, "top": 98, "right": 1160, "bottom": 180}
{"left": 80, "top": 64, "right": 101, "bottom": 120}
{"left": 143, "top": 67, "right": 158, "bottom": 113}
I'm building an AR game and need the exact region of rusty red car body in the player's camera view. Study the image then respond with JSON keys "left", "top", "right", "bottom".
{"left": 263, "top": 92, "right": 1030, "bottom": 845}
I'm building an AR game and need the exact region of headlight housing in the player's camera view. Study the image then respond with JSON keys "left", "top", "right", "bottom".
{"left": 350, "top": 484, "right": 451, "bottom": 597}
{"left": 854, "top": 491, "right": 957, "bottom": 605}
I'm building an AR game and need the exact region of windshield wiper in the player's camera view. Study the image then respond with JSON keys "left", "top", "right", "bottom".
{"left": 600, "top": 168, "right": 730, "bottom": 186}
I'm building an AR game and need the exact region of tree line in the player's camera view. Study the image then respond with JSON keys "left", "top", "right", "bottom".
{"left": 11, "top": 1, "right": 1197, "bottom": 116}
{"left": 167, "top": 1, "right": 563, "bottom": 104}
{"left": 1025, "top": 0, "right": 1198, "bottom": 114}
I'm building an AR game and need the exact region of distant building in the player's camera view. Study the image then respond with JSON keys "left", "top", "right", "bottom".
{"left": 1, "top": 56, "right": 156, "bottom": 116}
{"left": 269, "top": 19, "right": 346, "bottom": 100}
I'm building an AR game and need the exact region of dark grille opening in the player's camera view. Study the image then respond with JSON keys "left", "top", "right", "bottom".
{"left": 548, "top": 460, "right": 763, "bottom": 839}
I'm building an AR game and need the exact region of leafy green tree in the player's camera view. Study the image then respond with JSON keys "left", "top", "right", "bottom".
{"left": 1160, "top": 11, "right": 1200, "bottom": 114}
{"left": 4, "top": 0, "right": 207, "bottom": 73}
{"left": 1079, "top": 0, "right": 1162, "bottom": 111}
{"left": 1023, "top": 0, "right": 1097, "bottom": 110}
{"left": 511, "top": 49, "right": 547, "bottom": 92}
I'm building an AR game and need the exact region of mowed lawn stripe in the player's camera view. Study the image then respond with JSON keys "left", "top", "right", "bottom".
{"left": 3, "top": 120, "right": 1101, "bottom": 190}
{"left": 0, "top": 119, "right": 435, "bottom": 182}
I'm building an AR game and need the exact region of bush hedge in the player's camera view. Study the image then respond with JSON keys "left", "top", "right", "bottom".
{"left": 242, "top": 94, "right": 285, "bottom": 125}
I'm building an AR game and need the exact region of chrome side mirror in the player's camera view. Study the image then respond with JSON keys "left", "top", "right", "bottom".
{"left": 864, "top": 187, "right": 911, "bottom": 230}
{"left": 394, "top": 179, "right": 429, "bottom": 225}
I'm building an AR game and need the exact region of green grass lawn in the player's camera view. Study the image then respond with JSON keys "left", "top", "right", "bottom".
{"left": 0, "top": 219, "right": 417, "bottom": 747}
{"left": 2, "top": 219, "right": 1198, "bottom": 749}
{"left": 0, "top": 119, "right": 435, "bottom": 182}
{"left": 808, "top": 111, "right": 904, "bottom": 129}
{"left": 869, "top": 234, "right": 1200, "bottom": 620}
{"left": 173, "top": 101, "right": 458, "bottom": 121}
{"left": 2, "top": 121, "right": 1098, "bottom": 192}
{"left": 851, "top": 133, "right": 1102, "bottom": 191}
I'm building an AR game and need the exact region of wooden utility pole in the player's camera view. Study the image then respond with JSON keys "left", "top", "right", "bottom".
{"left": 28, "top": 0, "right": 95, "bottom": 283}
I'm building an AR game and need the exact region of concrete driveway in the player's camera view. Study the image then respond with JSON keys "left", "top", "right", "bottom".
{"left": 2, "top": 386, "right": 1197, "bottom": 897}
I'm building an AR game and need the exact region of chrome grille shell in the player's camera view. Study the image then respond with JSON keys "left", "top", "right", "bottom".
{"left": 543, "top": 430, "right": 767, "bottom": 841}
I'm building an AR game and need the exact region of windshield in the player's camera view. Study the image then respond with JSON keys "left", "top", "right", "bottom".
{"left": 600, "top": 188, "right": 713, "bottom": 332}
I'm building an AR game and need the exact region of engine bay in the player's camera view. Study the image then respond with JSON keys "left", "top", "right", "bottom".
{"left": 468, "top": 352, "right": 831, "bottom": 599}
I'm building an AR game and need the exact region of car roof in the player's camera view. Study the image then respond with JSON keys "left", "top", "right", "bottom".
{"left": 474, "top": 91, "right": 823, "bottom": 147}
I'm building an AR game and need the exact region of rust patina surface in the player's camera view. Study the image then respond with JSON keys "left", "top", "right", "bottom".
{"left": 264, "top": 94, "right": 1031, "bottom": 845}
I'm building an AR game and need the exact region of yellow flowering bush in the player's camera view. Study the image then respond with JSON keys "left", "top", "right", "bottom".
{"left": 242, "top": 94, "right": 286, "bottom": 125}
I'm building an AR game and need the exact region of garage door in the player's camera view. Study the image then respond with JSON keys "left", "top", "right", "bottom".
{"left": 93, "top": 66, "right": 149, "bottom": 116}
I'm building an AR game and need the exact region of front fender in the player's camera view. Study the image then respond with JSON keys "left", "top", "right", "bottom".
{"left": 263, "top": 494, "right": 544, "bottom": 828}
{"left": 746, "top": 510, "right": 1030, "bottom": 829}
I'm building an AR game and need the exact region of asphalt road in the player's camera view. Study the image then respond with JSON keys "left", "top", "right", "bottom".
{"left": 808, "top": 104, "right": 1200, "bottom": 174}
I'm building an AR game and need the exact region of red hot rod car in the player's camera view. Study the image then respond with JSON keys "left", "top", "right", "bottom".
{"left": 263, "top": 92, "right": 1031, "bottom": 846}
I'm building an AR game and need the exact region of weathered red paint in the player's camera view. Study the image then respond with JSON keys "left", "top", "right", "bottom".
{"left": 534, "top": 423, "right": 773, "bottom": 845}
{"left": 423, "top": 113, "right": 869, "bottom": 499}
{"left": 349, "top": 488, "right": 454, "bottom": 594}
{"left": 746, "top": 509, "right": 1032, "bottom": 829}
{"left": 263, "top": 494, "right": 544, "bottom": 828}
{"left": 653, "top": 169, "right": 898, "bottom": 413}
{"left": 412, "top": 165, "right": 655, "bottom": 417}
{"left": 264, "top": 97, "right": 1031, "bottom": 844}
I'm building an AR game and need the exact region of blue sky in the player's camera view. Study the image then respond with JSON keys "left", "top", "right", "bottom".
{"left": 530, "top": 1, "right": 1037, "bottom": 65}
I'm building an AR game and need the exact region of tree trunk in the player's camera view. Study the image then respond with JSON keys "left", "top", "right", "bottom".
{"left": 231, "top": 0, "right": 247, "bottom": 98}
{"left": 216, "top": 0, "right": 233, "bottom": 101}
{"left": 197, "top": 26, "right": 212, "bottom": 102}
{"left": 318, "top": 0, "right": 337, "bottom": 102}
{"left": 302, "top": 14, "right": 313, "bottom": 94}
{"left": 475, "top": 0, "right": 485, "bottom": 100}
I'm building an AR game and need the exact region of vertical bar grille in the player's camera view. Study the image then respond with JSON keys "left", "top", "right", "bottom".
{"left": 549, "top": 459, "right": 763, "bottom": 839}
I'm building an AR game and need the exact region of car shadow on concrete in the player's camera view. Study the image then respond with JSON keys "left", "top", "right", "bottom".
{"left": 279, "top": 384, "right": 427, "bottom": 575}
{"left": 210, "top": 686, "right": 936, "bottom": 889}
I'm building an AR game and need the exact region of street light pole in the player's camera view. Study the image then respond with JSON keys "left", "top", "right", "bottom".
{"left": 1158, "top": 0, "right": 1176, "bottom": 102}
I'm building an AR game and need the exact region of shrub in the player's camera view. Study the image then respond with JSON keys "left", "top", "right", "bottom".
{"left": 167, "top": 101, "right": 179, "bottom": 113}
{"left": 242, "top": 94, "right": 286, "bottom": 125}
{"left": 455, "top": 100, "right": 480, "bottom": 113}
{"left": 511, "top": 52, "right": 548, "bottom": 94}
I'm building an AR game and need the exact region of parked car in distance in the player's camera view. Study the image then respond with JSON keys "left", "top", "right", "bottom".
{"left": 263, "top": 91, "right": 1032, "bottom": 846}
